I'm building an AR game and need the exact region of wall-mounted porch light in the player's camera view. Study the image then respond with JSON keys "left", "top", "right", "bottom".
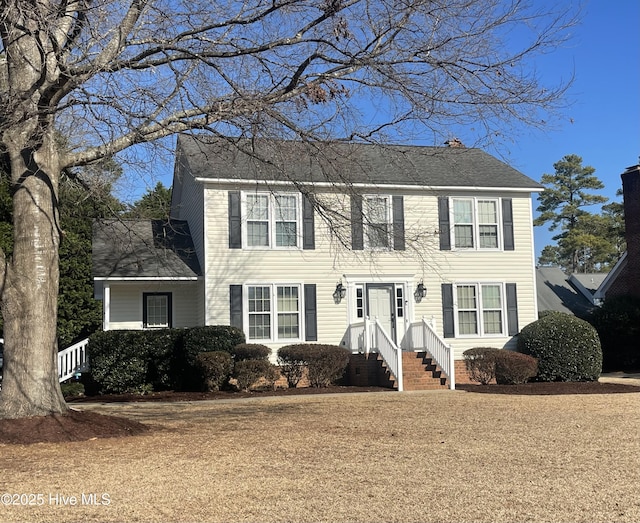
{"left": 414, "top": 280, "right": 427, "bottom": 303}
{"left": 333, "top": 281, "right": 347, "bottom": 304}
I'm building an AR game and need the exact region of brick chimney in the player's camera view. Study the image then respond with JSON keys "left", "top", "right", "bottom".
{"left": 607, "top": 163, "right": 640, "bottom": 298}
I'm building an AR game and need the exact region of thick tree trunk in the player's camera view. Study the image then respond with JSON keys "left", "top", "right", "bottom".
{"left": 0, "top": 134, "right": 67, "bottom": 419}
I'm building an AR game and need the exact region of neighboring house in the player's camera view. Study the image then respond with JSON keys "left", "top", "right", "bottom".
{"left": 536, "top": 267, "right": 605, "bottom": 318}
{"left": 93, "top": 135, "right": 544, "bottom": 388}
{"left": 595, "top": 163, "right": 640, "bottom": 301}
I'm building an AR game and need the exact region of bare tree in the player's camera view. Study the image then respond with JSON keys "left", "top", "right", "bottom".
{"left": 0, "top": 0, "right": 575, "bottom": 418}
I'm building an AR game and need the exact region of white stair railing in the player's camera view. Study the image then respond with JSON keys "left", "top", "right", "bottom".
{"left": 369, "top": 317, "right": 403, "bottom": 392}
{"left": 414, "top": 318, "right": 455, "bottom": 390}
{"left": 58, "top": 338, "right": 89, "bottom": 383}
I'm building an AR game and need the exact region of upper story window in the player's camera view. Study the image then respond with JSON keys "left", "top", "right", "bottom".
{"left": 452, "top": 198, "right": 500, "bottom": 250}
{"left": 243, "top": 192, "right": 301, "bottom": 249}
{"left": 364, "top": 195, "right": 392, "bottom": 249}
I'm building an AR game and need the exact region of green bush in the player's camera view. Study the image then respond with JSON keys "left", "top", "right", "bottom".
{"left": 231, "top": 343, "right": 271, "bottom": 361}
{"left": 494, "top": 351, "right": 538, "bottom": 385}
{"left": 196, "top": 351, "right": 233, "bottom": 391}
{"left": 587, "top": 295, "right": 640, "bottom": 371}
{"left": 233, "top": 359, "right": 280, "bottom": 391}
{"left": 183, "top": 326, "right": 246, "bottom": 355}
{"left": 60, "top": 381, "right": 85, "bottom": 398}
{"left": 517, "top": 312, "right": 602, "bottom": 382}
{"left": 463, "top": 347, "right": 500, "bottom": 385}
{"left": 88, "top": 330, "right": 152, "bottom": 394}
{"left": 277, "top": 345, "right": 308, "bottom": 388}
{"left": 281, "top": 344, "right": 350, "bottom": 387}
{"left": 88, "top": 325, "right": 246, "bottom": 394}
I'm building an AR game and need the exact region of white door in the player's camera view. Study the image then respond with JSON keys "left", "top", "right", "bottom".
{"left": 367, "top": 284, "right": 395, "bottom": 343}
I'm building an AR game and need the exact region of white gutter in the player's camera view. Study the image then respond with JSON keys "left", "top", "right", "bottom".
{"left": 93, "top": 276, "right": 201, "bottom": 282}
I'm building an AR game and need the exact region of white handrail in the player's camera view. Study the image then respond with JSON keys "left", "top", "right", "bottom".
{"left": 419, "top": 318, "right": 455, "bottom": 390}
{"left": 369, "top": 317, "right": 403, "bottom": 392}
{"left": 58, "top": 338, "right": 89, "bottom": 383}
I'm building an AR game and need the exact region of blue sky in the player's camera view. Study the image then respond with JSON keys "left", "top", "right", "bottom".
{"left": 501, "top": 0, "right": 640, "bottom": 257}
{"left": 126, "top": 0, "right": 639, "bottom": 260}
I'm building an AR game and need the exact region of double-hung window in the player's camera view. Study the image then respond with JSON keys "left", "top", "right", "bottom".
{"left": 244, "top": 192, "right": 301, "bottom": 248}
{"left": 247, "top": 284, "right": 301, "bottom": 341}
{"left": 455, "top": 283, "right": 504, "bottom": 336}
{"left": 452, "top": 198, "right": 500, "bottom": 249}
{"left": 143, "top": 292, "right": 172, "bottom": 329}
{"left": 364, "top": 195, "right": 392, "bottom": 249}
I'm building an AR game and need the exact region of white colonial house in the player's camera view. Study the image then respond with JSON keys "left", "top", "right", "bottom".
{"left": 93, "top": 135, "right": 543, "bottom": 390}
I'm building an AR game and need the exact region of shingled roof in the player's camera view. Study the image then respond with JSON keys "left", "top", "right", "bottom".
{"left": 175, "top": 134, "right": 542, "bottom": 190}
{"left": 93, "top": 219, "right": 201, "bottom": 278}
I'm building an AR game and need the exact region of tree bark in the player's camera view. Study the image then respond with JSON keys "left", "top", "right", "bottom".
{"left": 0, "top": 130, "right": 67, "bottom": 419}
{"left": 0, "top": 2, "right": 67, "bottom": 418}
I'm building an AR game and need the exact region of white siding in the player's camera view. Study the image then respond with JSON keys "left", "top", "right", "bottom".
{"left": 107, "top": 282, "right": 202, "bottom": 330}
{"left": 202, "top": 185, "right": 538, "bottom": 359}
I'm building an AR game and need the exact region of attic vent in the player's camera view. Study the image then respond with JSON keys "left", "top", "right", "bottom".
{"left": 444, "top": 138, "right": 465, "bottom": 148}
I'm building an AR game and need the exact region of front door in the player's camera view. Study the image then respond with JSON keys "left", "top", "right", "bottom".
{"left": 367, "top": 284, "right": 396, "bottom": 343}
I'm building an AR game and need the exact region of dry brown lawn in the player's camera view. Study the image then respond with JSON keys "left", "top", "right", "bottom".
{"left": 1, "top": 389, "right": 639, "bottom": 523}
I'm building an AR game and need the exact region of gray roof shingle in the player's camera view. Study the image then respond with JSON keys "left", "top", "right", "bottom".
{"left": 176, "top": 134, "right": 542, "bottom": 190}
{"left": 93, "top": 219, "right": 201, "bottom": 278}
{"left": 536, "top": 267, "right": 595, "bottom": 318}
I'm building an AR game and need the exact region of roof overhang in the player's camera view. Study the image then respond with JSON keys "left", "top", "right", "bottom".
{"left": 195, "top": 177, "right": 543, "bottom": 193}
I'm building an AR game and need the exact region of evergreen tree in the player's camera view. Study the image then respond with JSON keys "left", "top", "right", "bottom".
{"left": 535, "top": 154, "right": 610, "bottom": 272}
{"left": 124, "top": 182, "right": 172, "bottom": 220}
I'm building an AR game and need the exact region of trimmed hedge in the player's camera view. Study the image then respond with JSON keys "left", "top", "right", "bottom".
{"left": 276, "top": 346, "right": 307, "bottom": 388}
{"left": 231, "top": 343, "right": 271, "bottom": 361}
{"left": 494, "top": 351, "right": 538, "bottom": 385}
{"left": 88, "top": 326, "right": 246, "bottom": 394}
{"left": 587, "top": 295, "right": 640, "bottom": 371}
{"left": 278, "top": 344, "right": 350, "bottom": 387}
{"left": 196, "top": 351, "right": 234, "bottom": 391}
{"left": 517, "top": 312, "right": 602, "bottom": 382}
{"left": 463, "top": 347, "right": 500, "bottom": 385}
{"left": 233, "top": 360, "right": 280, "bottom": 391}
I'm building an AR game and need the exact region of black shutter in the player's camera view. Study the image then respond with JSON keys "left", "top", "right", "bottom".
{"left": 230, "top": 285, "right": 243, "bottom": 330}
{"left": 304, "top": 284, "right": 318, "bottom": 341}
{"left": 392, "top": 195, "right": 405, "bottom": 251}
{"left": 303, "top": 194, "right": 315, "bottom": 250}
{"left": 441, "top": 283, "right": 455, "bottom": 338}
{"left": 351, "top": 194, "right": 363, "bottom": 250}
{"left": 502, "top": 198, "right": 514, "bottom": 251}
{"left": 506, "top": 283, "right": 519, "bottom": 335}
{"left": 438, "top": 197, "right": 451, "bottom": 251}
{"left": 228, "top": 191, "right": 242, "bottom": 249}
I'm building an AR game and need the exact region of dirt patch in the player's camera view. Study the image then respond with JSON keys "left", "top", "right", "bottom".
{"left": 0, "top": 410, "right": 149, "bottom": 444}
{"left": 458, "top": 381, "right": 640, "bottom": 395}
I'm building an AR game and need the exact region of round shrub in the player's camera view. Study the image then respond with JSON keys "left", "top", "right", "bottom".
{"left": 231, "top": 343, "right": 271, "bottom": 361}
{"left": 587, "top": 295, "right": 640, "bottom": 371}
{"left": 305, "top": 344, "right": 350, "bottom": 387}
{"left": 462, "top": 347, "right": 500, "bottom": 385}
{"left": 196, "top": 351, "right": 233, "bottom": 391}
{"left": 493, "top": 351, "right": 538, "bottom": 385}
{"left": 233, "top": 360, "right": 280, "bottom": 391}
{"left": 277, "top": 345, "right": 309, "bottom": 388}
{"left": 517, "top": 312, "right": 602, "bottom": 382}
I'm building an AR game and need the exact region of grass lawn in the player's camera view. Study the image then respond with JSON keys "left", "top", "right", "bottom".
{"left": 1, "top": 389, "right": 639, "bottom": 523}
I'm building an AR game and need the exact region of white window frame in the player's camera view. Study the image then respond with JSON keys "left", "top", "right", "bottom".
{"left": 450, "top": 197, "right": 502, "bottom": 251}
{"left": 241, "top": 192, "right": 303, "bottom": 250}
{"left": 363, "top": 194, "right": 393, "bottom": 250}
{"left": 244, "top": 283, "right": 304, "bottom": 342}
{"left": 453, "top": 282, "right": 506, "bottom": 337}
